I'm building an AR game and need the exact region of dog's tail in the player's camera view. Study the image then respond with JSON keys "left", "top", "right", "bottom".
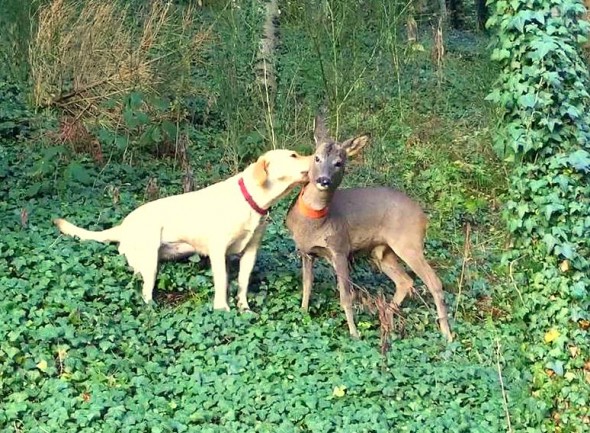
{"left": 54, "top": 218, "right": 122, "bottom": 243}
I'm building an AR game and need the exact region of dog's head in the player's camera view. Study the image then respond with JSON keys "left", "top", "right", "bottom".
{"left": 250, "top": 149, "right": 311, "bottom": 201}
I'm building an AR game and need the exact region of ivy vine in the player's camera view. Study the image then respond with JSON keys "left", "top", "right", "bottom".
{"left": 487, "top": 0, "right": 590, "bottom": 429}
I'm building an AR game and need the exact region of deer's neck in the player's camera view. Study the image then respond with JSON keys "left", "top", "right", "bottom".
{"left": 301, "top": 183, "right": 333, "bottom": 211}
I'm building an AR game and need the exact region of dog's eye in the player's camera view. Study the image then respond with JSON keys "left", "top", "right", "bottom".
{"left": 314, "top": 156, "right": 320, "bottom": 163}
{"left": 290, "top": 153, "right": 297, "bottom": 158}
{"left": 334, "top": 161, "right": 342, "bottom": 168}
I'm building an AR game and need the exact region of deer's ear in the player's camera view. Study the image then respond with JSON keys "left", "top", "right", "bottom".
{"left": 341, "top": 134, "right": 370, "bottom": 157}
{"left": 314, "top": 114, "right": 329, "bottom": 147}
{"left": 252, "top": 156, "right": 268, "bottom": 186}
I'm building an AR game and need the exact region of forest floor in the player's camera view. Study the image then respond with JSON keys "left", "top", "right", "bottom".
{"left": 0, "top": 4, "right": 546, "bottom": 432}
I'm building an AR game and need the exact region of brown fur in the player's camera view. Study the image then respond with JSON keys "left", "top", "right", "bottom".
{"left": 285, "top": 115, "right": 452, "bottom": 341}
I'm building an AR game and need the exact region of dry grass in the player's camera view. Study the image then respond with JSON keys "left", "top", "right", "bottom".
{"left": 29, "top": 0, "right": 211, "bottom": 126}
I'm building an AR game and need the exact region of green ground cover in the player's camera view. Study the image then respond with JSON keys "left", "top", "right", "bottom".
{"left": 1, "top": 1, "right": 587, "bottom": 431}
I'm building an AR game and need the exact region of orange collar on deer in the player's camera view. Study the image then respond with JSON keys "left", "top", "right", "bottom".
{"left": 238, "top": 178, "right": 268, "bottom": 216}
{"left": 297, "top": 188, "right": 329, "bottom": 219}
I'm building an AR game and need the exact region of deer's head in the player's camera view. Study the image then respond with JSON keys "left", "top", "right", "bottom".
{"left": 309, "top": 114, "right": 370, "bottom": 192}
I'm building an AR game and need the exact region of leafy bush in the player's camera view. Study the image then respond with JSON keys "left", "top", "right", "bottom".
{"left": 487, "top": 0, "right": 590, "bottom": 429}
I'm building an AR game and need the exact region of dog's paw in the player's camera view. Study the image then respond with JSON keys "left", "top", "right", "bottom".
{"left": 237, "top": 299, "right": 251, "bottom": 312}
{"left": 213, "top": 302, "right": 230, "bottom": 312}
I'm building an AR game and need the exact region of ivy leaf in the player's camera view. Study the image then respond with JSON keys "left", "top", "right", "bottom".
{"left": 546, "top": 360, "right": 564, "bottom": 376}
{"left": 563, "top": 105, "right": 581, "bottom": 120}
{"left": 542, "top": 233, "right": 557, "bottom": 252}
{"left": 530, "top": 38, "right": 557, "bottom": 61}
{"left": 518, "top": 93, "right": 536, "bottom": 109}
{"left": 65, "top": 162, "right": 93, "bottom": 185}
{"left": 36, "top": 359, "right": 48, "bottom": 372}
{"left": 555, "top": 243, "right": 574, "bottom": 259}
{"left": 544, "top": 203, "right": 564, "bottom": 220}
{"left": 567, "top": 149, "right": 590, "bottom": 172}
{"left": 491, "top": 48, "right": 510, "bottom": 61}
{"left": 529, "top": 178, "right": 548, "bottom": 192}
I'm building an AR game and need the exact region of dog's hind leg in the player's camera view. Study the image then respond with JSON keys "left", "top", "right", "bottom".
{"left": 210, "top": 248, "right": 230, "bottom": 311}
{"left": 121, "top": 237, "right": 160, "bottom": 303}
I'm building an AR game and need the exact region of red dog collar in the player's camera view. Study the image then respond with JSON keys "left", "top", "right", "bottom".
{"left": 238, "top": 178, "right": 268, "bottom": 216}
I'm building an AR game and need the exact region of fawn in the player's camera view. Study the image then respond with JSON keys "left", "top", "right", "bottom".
{"left": 285, "top": 115, "right": 452, "bottom": 341}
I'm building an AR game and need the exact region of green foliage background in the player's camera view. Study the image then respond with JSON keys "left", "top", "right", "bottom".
{"left": 0, "top": 0, "right": 588, "bottom": 431}
{"left": 487, "top": 0, "right": 590, "bottom": 430}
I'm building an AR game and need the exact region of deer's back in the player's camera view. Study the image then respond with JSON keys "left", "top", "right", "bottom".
{"left": 286, "top": 186, "right": 428, "bottom": 257}
{"left": 331, "top": 187, "right": 427, "bottom": 250}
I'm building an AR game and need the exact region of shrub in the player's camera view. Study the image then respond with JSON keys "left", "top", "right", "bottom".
{"left": 29, "top": 0, "right": 211, "bottom": 157}
{"left": 487, "top": 0, "right": 590, "bottom": 429}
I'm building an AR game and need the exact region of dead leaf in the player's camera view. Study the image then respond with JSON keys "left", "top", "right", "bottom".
{"left": 332, "top": 385, "right": 346, "bottom": 398}
{"left": 559, "top": 260, "right": 570, "bottom": 272}
{"left": 36, "top": 359, "right": 48, "bottom": 372}
{"left": 20, "top": 208, "right": 28, "bottom": 228}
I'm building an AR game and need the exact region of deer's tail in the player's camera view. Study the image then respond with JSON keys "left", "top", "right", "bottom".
{"left": 54, "top": 218, "right": 122, "bottom": 243}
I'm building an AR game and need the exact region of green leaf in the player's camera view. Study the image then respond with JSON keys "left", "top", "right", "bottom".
{"left": 161, "top": 120, "right": 177, "bottom": 140}
{"left": 542, "top": 233, "right": 557, "bottom": 252}
{"left": 546, "top": 360, "right": 564, "bottom": 376}
{"left": 518, "top": 93, "right": 536, "bottom": 109}
{"left": 555, "top": 243, "right": 574, "bottom": 259}
{"left": 65, "top": 162, "right": 93, "bottom": 185}
{"left": 529, "top": 38, "right": 557, "bottom": 61}
{"left": 567, "top": 149, "right": 590, "bottom": 172}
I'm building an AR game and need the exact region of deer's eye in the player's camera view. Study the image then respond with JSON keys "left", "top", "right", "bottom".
{"left": 334, "top": 161, "right": 342, "bottom": 168}
{"left": 290, "top": 153, "right": 297, "bottom": 158}
{"left": 314, "top": 156, "right": 321, "bottom": 163}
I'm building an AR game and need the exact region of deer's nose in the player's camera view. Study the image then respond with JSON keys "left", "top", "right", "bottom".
{"left": 316, "top": 177, "right": 331, "bottom": 188}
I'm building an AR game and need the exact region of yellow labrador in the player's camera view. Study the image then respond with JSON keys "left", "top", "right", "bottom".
{"left": 55, "top": 149, "right": 311, "bottom": 310}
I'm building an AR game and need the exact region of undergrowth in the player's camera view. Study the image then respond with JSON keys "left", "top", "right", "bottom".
{"left": 488, "top": 0, "right": 590, "bottom": 430}
{"left": 0, "top": 0, "right": 572, "bottom": 431}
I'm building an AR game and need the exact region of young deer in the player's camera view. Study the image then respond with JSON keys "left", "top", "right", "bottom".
{"left": 285, "top": 115, "right": 452, "bottom": 341}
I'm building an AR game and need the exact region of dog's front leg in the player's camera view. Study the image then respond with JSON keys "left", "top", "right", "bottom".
{"left": 236, "top": 245, "right": 259, "bottom": 311}
{"left": 236, "top": 228, "right": 265, "bottom": 311}
{"left": 210, "top": 249, "right": 230, "bottom": 311}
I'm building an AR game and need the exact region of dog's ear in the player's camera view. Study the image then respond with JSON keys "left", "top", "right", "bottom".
{"left": 252, "top": 156, "right": 268, "bottom": 186}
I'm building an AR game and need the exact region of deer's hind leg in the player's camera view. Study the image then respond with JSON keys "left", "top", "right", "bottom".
{"left": 387, "top": 239, "right": 452, "bottom": 342}
{"left": 371, "top": 245, "right": 414, "bottom": 307}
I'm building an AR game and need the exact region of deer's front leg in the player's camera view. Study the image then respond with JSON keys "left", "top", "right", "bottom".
{"left": 333, "top": 255, "right": 359, "bottom": 338}
{"left": 301, "top": 253, "right": 315, "bottom": 311}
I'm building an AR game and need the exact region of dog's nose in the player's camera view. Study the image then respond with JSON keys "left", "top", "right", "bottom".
{"left": 316, "top": 177, "right": 331, "bottom": 188}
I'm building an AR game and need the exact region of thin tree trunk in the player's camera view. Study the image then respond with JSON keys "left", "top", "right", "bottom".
{"left": 438, "top": 0, "right": 448, "bottom": 23}
{"left": 475, "top": 0, "right": 488, "bottom": 32}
